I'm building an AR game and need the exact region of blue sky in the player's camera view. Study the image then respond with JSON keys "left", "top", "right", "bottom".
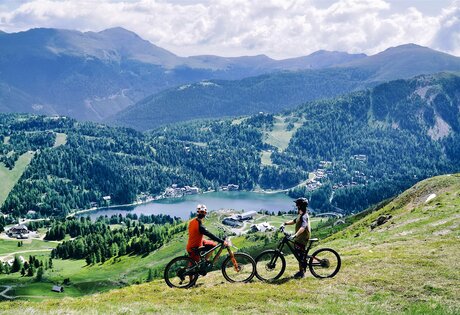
{"left": 0, "top": 0, "right": 458, "bottom": 58}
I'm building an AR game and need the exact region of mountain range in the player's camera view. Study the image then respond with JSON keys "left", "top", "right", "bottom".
{"left": 111, "top": 43, "right": 460, "bottom": 130}
{"left": 1, "top": 27, "right": 460, "bottom": 128}
{"left": 0, "top": 27, "right": 363, "bottom": 121}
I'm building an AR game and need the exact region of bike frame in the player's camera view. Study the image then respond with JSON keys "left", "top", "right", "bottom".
{"left": 199, "top": 243, "right": 225, "bottom": 265}
{"left": 194, "top": 241, "right": 240, "bottom": 272}
{"left": 273, "top": 232, "right": 321, "bottom": 267}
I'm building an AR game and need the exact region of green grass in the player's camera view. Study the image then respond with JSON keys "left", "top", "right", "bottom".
{"left": 260, "top": 150, "right": 273, "bottom": 166}
{"left": 0, "top": 151, "right": 35, "bottom": 205}
{"left": 0, "top": 232, "right": 189, "bottom": 299}
{"left": 53, "top": 133, "right": 67, "bottom": 148}
{"left": 263, "top": 115, "right": 305, "bottom": 152}
{"left": 0, "top": 239, "right": 57, "bottom": 256}
{"left": 2, "top": 175, "right": 460, "bottom": 313}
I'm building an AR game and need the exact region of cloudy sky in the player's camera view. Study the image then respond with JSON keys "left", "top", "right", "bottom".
{"left": 0, "top": 0, "right": 458, "bottom": 59}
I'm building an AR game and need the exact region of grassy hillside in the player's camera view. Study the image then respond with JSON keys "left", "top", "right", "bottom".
{"left": 2, "top": 174, "right": 459, "bottom": 314}
{"left": 0, "top": 151, "right": 34, "bottom": 205}
{"left": 0, "top": 211, "right": 320, "bottom": 300}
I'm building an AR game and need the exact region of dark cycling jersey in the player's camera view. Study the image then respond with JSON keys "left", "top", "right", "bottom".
{"left": 293, "top": 212, "right": 311, "bottom": 245}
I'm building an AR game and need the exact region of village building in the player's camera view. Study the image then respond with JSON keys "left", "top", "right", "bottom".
{"left": 102, "top": 196, "right": 111, "bottom": 206}
{"left": 353, "top": 154, "right": 367, "bottom": 162}
{"left": 221, "top": 184, "right": 240, "bottom": 191}
{"left": 227, "top": 184, "right": 239, "bottom": 191}
{"left": 184, "top": 186, "right": 200, "bottom": 194}
{"left": 51, "top": 285, "right": 64, "bottom": 293}
{"left": 319, "top": 160, "right": 332, "bottom": 168}
{"left": 236, "top": 211, "right": 257, "bottom": 221}
{"left": 250, "top": 222, "right": 275, "bottom": 233}
{"left": 222, "top": 217, "right": 242, "bottom": 227}
{"left": 6, "top": 224, "right": 29, "bottom": 239}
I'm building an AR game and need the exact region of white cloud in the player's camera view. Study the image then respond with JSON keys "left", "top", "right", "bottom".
{"left": 431, "top": 1, "right": 460, "bottom": 55}
{"left": 0, "top": 0, "right": 458, "bottom": 58}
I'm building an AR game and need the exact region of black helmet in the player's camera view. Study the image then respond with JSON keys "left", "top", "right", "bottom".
{"left": 294, "top": 197, "right": 309, "bottom": 207}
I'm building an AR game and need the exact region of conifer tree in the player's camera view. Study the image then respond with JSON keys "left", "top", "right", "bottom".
{"left": 36, "top": 266, "right": 44, "bottom": 281}
{"left": 11, "top": 255, "right": 22, "bottom": 273}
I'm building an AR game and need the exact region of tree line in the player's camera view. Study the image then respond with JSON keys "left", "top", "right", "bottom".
{"left": 50, "top": 215, "right": 186, "bottom": 263}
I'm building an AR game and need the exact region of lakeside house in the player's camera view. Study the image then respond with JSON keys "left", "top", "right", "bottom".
{"left": 163, "top": 185, "right": 201, "bottom": 198}
{"left": 221, "top": 184, "right": 239, "bottom": 191}
{"left": 102, "top": 196, "right": 111, "bottom": 206}
{"left": 184, "top": 186, "right": 200, "bottom": 194}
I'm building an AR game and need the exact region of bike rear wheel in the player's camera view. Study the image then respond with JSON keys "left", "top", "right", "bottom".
{"left": 255, "top": 250, "right": 286, "bottom": 281}
{"left": 221, "top": 253, "right": 256, "bottom": 283}
{"left": 164, "top": 256, "right": 199, "bottom": 288}
{"left": 308, "top": 248, "right": 341, "bottom": 278}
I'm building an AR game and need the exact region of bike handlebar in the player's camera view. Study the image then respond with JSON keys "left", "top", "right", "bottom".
{"left": 279, "top": 225, "right": 291, "bottom": 237}
{"left": 223, "top": 236, "right": 239, "bottom": 250}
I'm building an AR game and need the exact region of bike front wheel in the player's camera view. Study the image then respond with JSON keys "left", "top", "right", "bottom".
{"left": 308, "top": 248, "right": 341, "bottom": 278}
{"left": 221, "top": 253, "right": 256, "bottom": 283}
{"left": 255, "top": 250, "right": 286, "bottom": 281}
{"left": 164, "top": 256, "right": 199, "bottom": 288}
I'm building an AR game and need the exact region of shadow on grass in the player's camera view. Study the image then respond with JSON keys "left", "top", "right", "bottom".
{"left": 263, "top": 277, "right": 294, "bottom": 285}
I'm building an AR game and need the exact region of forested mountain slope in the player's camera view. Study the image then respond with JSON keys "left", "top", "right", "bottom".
{"left": 276, "top": 72, "right": 460, "bottom": 212}
{"left": 111, "top": 44, "right": 460, "bottom": 130}
{"left": 1, "top": 73, "right": 459, "bottom": 217}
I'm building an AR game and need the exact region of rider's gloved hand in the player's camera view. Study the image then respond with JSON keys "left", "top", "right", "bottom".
{"left": 288, "top": 234, "right": 295, "bottom": 241}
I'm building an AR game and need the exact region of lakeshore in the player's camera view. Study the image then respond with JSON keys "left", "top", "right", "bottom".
{"left": 74, "top": 190, "right": 293, "bottom": 220}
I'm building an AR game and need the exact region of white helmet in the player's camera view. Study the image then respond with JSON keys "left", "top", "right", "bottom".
{"left": 196, "top": 204, "right": 207, "bottom": 213}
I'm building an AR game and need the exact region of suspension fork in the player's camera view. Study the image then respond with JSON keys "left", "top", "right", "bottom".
{"left": 227, "top": 247, "right": 240, "bottom": 272}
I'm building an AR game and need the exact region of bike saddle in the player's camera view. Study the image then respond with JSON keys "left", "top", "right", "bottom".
{"left": 192, "top": 246, "right": 207, "bottom": 254}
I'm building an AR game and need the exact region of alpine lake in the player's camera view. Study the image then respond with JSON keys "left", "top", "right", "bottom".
{"left": 79, "top": 191, "right": 295, "bottom": 220}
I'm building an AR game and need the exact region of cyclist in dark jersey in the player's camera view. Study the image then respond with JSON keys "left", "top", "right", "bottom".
{"left": 186, "top": 204, "right": 227, "bottom": 262}
{"left": 283, "top": 197, "right": 311, "bottom": 278}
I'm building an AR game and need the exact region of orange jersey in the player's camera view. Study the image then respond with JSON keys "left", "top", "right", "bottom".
{"left": 186, "top": 217, "right": 223, "bottom": 252}
{"left": 186, "top": 218, "right": 204, "bottom": 252}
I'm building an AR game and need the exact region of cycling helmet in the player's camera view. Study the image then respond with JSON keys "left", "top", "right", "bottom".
{"left": 294, "top": 197, "right": 309, "bottom": 207}
{"left": 196, "top": 204, "right": 207, "bottom": 214}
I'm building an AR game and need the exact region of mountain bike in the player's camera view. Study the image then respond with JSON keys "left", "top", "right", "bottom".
{"left": 164, "top": 238, "right": 256, "bottom": 288}
{"left": 255, "top": 225, "right": 341, "bottom": 281}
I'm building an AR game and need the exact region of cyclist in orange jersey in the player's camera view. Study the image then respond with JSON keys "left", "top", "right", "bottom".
{"left": 186, "top": 204, "right": 228, "bottom": 262}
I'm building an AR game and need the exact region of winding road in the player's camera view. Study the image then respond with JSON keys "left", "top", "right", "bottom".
{"left": 0, "top": 285, "right": 14, "bottom": 299}
{"left": 0, "top": 249, "right": 53, "bottom": 262}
